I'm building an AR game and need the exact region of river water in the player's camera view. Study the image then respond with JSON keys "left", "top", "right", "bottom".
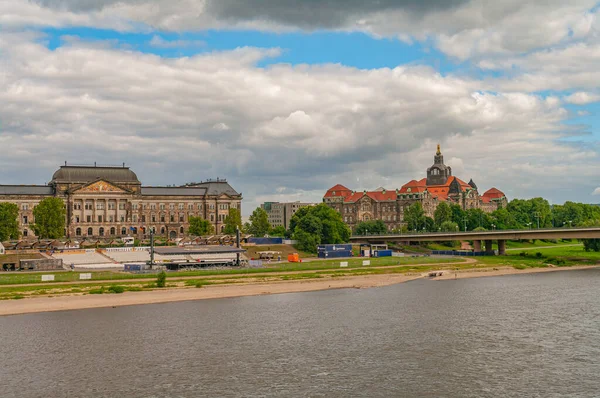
{"left": 1, "top": 269, "right": 600, "bottom": 397}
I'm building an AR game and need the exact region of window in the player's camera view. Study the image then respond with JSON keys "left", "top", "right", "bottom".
{"left": 87, "top": 215, "right": 91, "bottom": 223}
{"left": 150, "top": 204, "right": 156, "bottom": 210}
{"left": 97, "top": 202, "right": 105, "bottom": 210}
{"left": 73, "top": 203, "right": 81, "bottom": 210}
{"left": 210, "top": 204, "right": 215, "bottom": 210}
{"left": 87, "top": 227, "right": 93, "bottom": 236}
{"left": 110, "top": 227, "right": 116, "bottom": 235}
{"left": 179, "top": 215, "right": 184, "bottom": 222}
{"left": 180, "top": 226, "right": 184, "bottom": 234}
{"left": 179, "top": 204, "right": 184, "bottom": 210}
{"left": 75, "top": 216, "right": 80, "bottom": 223}
{"left": 170, "top": 215, "right": 174, "bottom": 223}
{"left": 160, "top": 204, "right": 165, "bottom": 210}
{"left": 119, "top": 202, "right": 126, "bottom": 210}
{"left": 120, "top": 215, "right": 125, "bottom": 222}
{"left": 109, "top": 215, "right": 114, "bottom": 222}
{"left": 188, "top": 204, "right": 193, "bottom": 210}
{"left": 22, "top": 204, "right": 29, "bottom": 211}
{"left": 23, "top": 229, "right": 28, "bottom": 237}
{"left": 133, "top": 215, "right": 138, "bottom": 222}
{"left": 98, "top": 215, "right": 103, "bottom": 223}
{"left": 76, "top": 228, "right": 81, "bottom": 236}
{"left": 151, "top": 215, "right": 156, "bottom": 223}
{"left": 99, "top": 227, "right": 104, "bottom": 236}
{"left": 85, "top": 202, "right": 93, "bottom": 210}
{"left": 161, "top": 215, "right": 165, "bottom": 222}
{"left": 169, "top": 204, "right": 175, "bottom": 211}
{"left": 141, "top": 215, "right": 146, "bottom": 223}
{"left": 108, "top": 202, "right": 115, "bottom": 210}
{"left": 132, "top": 204, "right": 138, "bottom": 210}
{"left": 121, "top": 227, "right": 127, "bottom": 235}
{"left": 210, "top": 214, "right": 214, "bottom": 222}
{"left": 22, "top": 216, "right": 28, "bottom": 224}
{"left": 160, "top": 227, "right": 165, "bottom": 234}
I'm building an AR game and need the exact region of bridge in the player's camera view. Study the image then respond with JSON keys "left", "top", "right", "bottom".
{"left": 349, "top": 227, "right": 600, "bottom": 255}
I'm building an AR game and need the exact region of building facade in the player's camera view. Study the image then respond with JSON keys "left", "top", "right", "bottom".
{"left": 261, "top": 201, "right": 317, "bottom": 230}
{"left": 323, "top": 146, "right": 507, "bottom": 231}
{"left": 0, "top": 164, "right": 242, "bottom": 239}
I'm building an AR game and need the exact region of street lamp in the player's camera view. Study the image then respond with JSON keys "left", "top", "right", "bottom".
{"left": 491, "top": 224, "right": 496, "bottom": 231}
{"left": 533, "top": 211, "right": 540, "bottom": 229}
{"left": 526, "top": 222, "right": 532, "bottom": 230}
{"left": 462, "top": 217, "right": 468, "bottom": 232}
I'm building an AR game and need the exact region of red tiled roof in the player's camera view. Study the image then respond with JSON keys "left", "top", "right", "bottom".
{"left": 482, "top": 187, "right": 505, "bottom": 199}
{"left": 366, "top": 191, "right": 397, "bottom": 201}
{"left": 344, "top": 192, "right": 365, "bottom": 203}
{"left": 324, "top": 184, "right": 353, "bottom": 198}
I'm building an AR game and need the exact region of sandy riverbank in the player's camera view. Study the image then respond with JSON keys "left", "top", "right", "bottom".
{"left": 0, "top": 265, "right": 597, "bottom": 316}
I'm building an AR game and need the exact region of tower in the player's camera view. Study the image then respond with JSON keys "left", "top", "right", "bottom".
{"left": 426, "top": 144, "right": 452, "bottom": 185}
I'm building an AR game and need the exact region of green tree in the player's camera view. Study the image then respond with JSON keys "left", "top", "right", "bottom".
{"left": 269, "top": 225, "right": 287, "bottom": 237}
{"left": 433, "top": 202, "right": 452, "bottom": 227}
{"left": 188, "top": 216, "right": 214, "bottom": 236}
{"left": 449, "top": 204, "right": 466, "bottom": 226}
{"left": 439, "top": 221, "right": 459, "bottom": 232}
{"left": 0, "top": 202, "right": 19, "bottom": 241}
{"left": 223, "top": 208, "right": 242, "bottom": 235}
{"left": 248, "top": 207, "right": 271, "bottom": 237}
{"left": 491, "top": 208, "right": 516, "bottom": 230}
{"left": 292, "top": 204, "right": 351, "bottom": 252}
{"left": 354, "top": 220, "right": 387, "bottom": 235}
{"left": 465, "top": 208, "right": 492, "bottom": 230}
{"left": 288, "top": 206, "right": 312, "bottom": 234}
{"left": 32, "top": 197, "right": 65, "bottom": 239}
{"left": 580, "top": 219, "right": 600, "bottom": 251}
{"left": 404, "top": 202, "right": 425, "bottom": 232}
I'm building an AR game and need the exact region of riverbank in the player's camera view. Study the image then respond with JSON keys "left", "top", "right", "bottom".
{"left": 0, "top": 264, "right": 597, "bottom": 316}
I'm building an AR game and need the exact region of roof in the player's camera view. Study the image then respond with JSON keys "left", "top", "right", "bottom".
{"left": 141, "top": 187, "right": 208, "bottom": 196}
{"left": 154, "top": 246, "right": 246, "bottom": 255}
{"left": 186, "top": 181, "right": 240, "bottom": 196}
{"left": 324, "top": 184, "right": 353, "bottom": 198}
{"left": 482, "top": 188, "right": 505, "bottom": 199}
{"left": 52, "top": 165, "right": 140, "bottom": 184}
{"left": 0, "top": 185, "right": 54, "bottom": 195}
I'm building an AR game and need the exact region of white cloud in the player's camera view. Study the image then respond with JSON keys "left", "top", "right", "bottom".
{"left": 565, "top": 92, "right": 600, "bottom": 105}
{"left": 592, "top": 188, "right": 600, "bottom": 196}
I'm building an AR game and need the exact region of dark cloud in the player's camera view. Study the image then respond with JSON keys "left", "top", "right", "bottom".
{"left": 205, "top": 0, "right": 469, "bottom": 28}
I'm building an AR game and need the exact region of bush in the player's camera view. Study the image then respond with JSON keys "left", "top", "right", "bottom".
{"left": 156, "top": 271, "right": 167, "bottom": 288}
{"left": 519, "top": 251, "right": 528, "bottom": 257}
{"left": 535, "top": 252, "right": 544, "bottom": 258}
{"left": 108, "top": 285, "right": 125, "bottom": 294}
{"left": 89, "top": 287, "right": 104, "bottom": 294}
{"left": 513, "top": 264, "right": 527, "bottom": 270}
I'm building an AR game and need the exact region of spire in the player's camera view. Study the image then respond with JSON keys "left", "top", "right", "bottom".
{"left": 436, "top": 144, "right": 441, "bottom": 156}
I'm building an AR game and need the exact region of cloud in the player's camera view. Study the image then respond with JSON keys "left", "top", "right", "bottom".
{"left": 149, "top": 35, "right": 206, "bottom": 49}
{"left": 14, "top": 0, "right": 597, "bottom": 61}
{"left": 0, "top": 32, "right": 597, "bottom": 213}
{"left": 592, "top": 188, "right": 600, "bottom": 196}
{"left": 565, "top": 92, "right": 600, "bottom": 105}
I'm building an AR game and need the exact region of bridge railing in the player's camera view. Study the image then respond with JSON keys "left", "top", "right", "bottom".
{"left": 350, "top": 226, "right": 596, "bottom": 238}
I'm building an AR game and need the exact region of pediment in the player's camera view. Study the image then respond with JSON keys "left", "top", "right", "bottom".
{"left": 73, "top": 179, "right": 128, "bottom": 194}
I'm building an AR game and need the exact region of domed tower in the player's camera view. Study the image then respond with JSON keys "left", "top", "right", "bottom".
{"left": 426, "top": 144, "right": 452, "bottom": 185}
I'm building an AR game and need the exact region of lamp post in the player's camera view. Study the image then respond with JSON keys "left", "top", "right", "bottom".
{"left": 526, "top": 222, "right": 532, "bottom": 230}
{"left": 462, "top": 217, "right": 468, "bottom": 232}
{"left": 491, "top": 224, "right": 496, "bottom": 231}
{"left": 533, "top": 211, "right": 540, "bottom": 229}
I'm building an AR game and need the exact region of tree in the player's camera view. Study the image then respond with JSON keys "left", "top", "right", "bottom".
{"left": 434, "top": 202, "right": 452, "bottom": 227}
{"left": 404, "top": 202, "right": 425, "bottom": 232}
{"left": 248, "top": 207, "right": 271, "bottom": 237}
{"left": 292, "top": 204, "right": 351, "bottom": 252}
{"left": 270, "top": 225, "right": 287, "bottom": 237}
{"left": 223, "top": 208, "right": 242, "bottom": 235}
{"left": 439, "top": 221, "right": 459, "bottom": 232}
{"left": 188, "top": 216, "right": 214, "bottom": 236}
{"left": 32, "top": 197, "right": 65, "bottom": 239}
{"left": 449, "top": 204, "right": 466, "bottom": 226}
{"left": 580, "top": 219, "right": 600, "bottom": 251}
{"left": 354, "top": 220, "right": 387, "bottom": 235}
{"left": 0, "top": 202, "right": 19, "bottom": 241}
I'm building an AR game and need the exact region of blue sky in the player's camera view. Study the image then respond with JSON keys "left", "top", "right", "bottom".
{"left": 1, "top": 0, "right": 600, "bottom": 213}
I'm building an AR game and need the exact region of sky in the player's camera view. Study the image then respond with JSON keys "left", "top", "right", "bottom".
{"left": 1, "top": 0, "right": 600, "bottom": 216}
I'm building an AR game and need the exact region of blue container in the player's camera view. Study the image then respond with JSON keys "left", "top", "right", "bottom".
{"left": 318, "top": 244, "right": 352, "bottom": 252}
{"left": 375, "top": 250, "right": 392, "bottom": 257}
{"left": 318, "top": 250, "right": 352, "bottom": 258}
{"left": 249, "top": 237, "right": 283, "bottom": 245}
{"left": 124, "top": 263, "right": 142, "bottom": 271}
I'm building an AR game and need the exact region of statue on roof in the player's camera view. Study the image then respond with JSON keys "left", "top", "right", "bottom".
{"left": 436, "top": 144, "right": 441, "bottom": 156}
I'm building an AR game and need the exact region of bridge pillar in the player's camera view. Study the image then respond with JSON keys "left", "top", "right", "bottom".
{"left": 485, "top": 240, "right": 494, "bottom": 255}
{"left": 473, "top": 240, "right": 482, "bottom": 252}
{"left": 498, "top": 240, "right": 506, "bottom": 255}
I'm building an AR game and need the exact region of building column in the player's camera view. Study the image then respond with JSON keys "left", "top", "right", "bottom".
{"left": 498, "top": 240, "right": 506, "bottom": 255}
{"left": 485, "top": 240, "right": 494, "bottom": 255}
{"left": 473, "top": 240, "right": 482, "bottom": 252}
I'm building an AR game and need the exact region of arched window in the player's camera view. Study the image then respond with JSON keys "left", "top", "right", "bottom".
{"left": 121, "top": 227, "right": 127, "bottom": 235}
{"left": 87, "top": 227, "right": 93, "bottom": 236}
{"left": 99, "top": 227, "right": 104, "bottom": 236}
{"left": 76, "top": 228, "right": 81, "bottom": 236}
{"left": 132, "top": 227, "right": 137, "bottom": 234}
{"left": 160, "top": 227, "right": 165, "bottom": 234}
{"left": 110, "top": 227, "right": 116, "bottom": 235}
{"left": 363, "top": 215, "right": 370, "bottom": 221}
{"left": 180, "top": 226, "right": 184, "bottom": 234}
{"left": 221, "top": 225, "right": 225, "bottom": 233}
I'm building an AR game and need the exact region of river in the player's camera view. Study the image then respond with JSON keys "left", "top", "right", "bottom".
{"left": 1, "top": 269, "right": 599, "bottom": 397}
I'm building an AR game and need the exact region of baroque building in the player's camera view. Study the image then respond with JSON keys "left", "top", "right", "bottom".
{"left": 0, "top": 164, "right": 242, "bottom": 239}
{"left": 323, "top": 146, "right": 507, "bottom": 231}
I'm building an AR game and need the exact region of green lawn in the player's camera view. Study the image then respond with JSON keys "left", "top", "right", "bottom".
{"left": 476, "top": 245, "right": 600, "bottom": 268}
{"left": 504, "top": 239, "right": 578, "bottom": 249}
